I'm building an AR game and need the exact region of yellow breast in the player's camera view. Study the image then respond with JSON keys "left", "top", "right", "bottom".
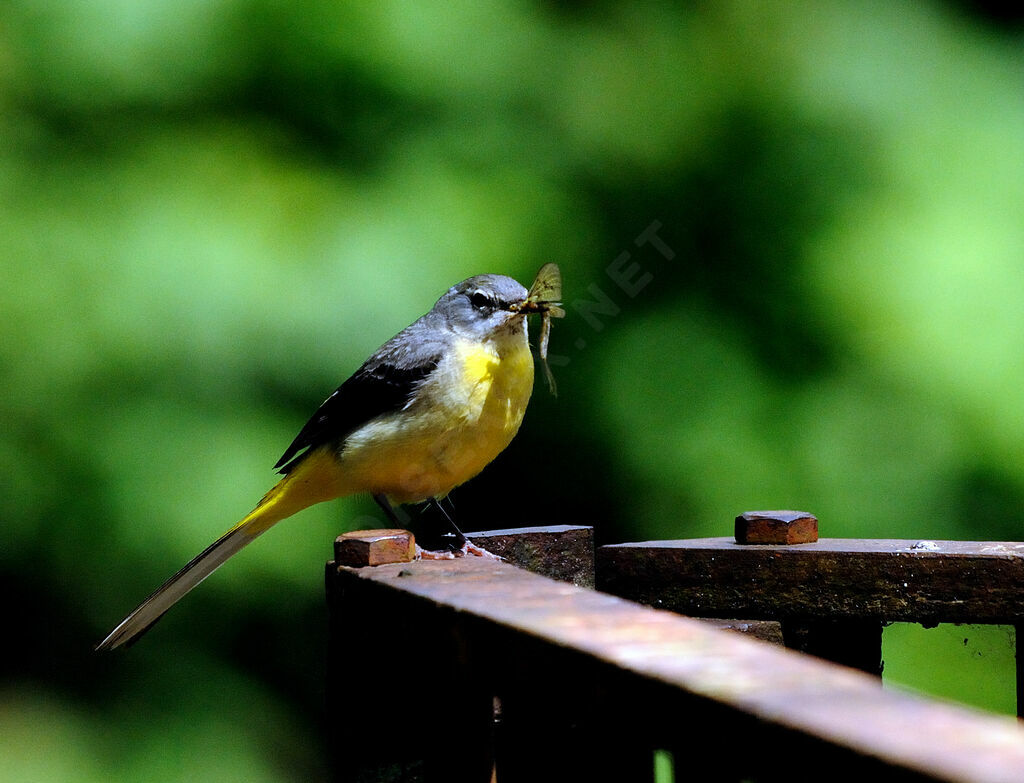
{"left": 449, "top": 335, "right": 534, "bottom": 431}
{"left": 338, "top": 324, "right": 535, "bottom": 503}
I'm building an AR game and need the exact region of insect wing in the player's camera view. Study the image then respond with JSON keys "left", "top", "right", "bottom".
{"left": 528, "top": 262, "right": 562, "bottom": 309}
{"left": 544, "top": 303, "right": 566, "bottom": 319}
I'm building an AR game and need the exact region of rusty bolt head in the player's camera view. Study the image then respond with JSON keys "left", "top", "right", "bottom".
{"left": 735, "top": 511, "right": 818, "bottom": 545}
{"left": 334, "top": 529, "right": 416, "bottom": 567}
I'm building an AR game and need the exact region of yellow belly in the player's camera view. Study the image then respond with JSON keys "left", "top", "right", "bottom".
{"left": 337, "top": 332, "right": 535, "bottom": 503}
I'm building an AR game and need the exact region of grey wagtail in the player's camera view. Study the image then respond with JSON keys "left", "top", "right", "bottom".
{"left": 96, "top": 265, "right": 563, "bottom": 650}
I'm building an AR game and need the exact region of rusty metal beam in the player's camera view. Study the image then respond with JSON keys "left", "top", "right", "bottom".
{"left": 465, "top": 524, "right": 594, "bottom": 587}
{"left": 327, "top": 555, "right": 1024, "bottom": 783}
{"left": 597, "top": 538, "right": 1024, "bottom": 625}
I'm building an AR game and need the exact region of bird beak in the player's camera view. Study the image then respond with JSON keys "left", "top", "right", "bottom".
{"left": 516, "top": 300, "right": 565, "bottom": 318}
{"left": 511, "top": 298, "right": 566, "bottom": 318}
{"left": 514, "top": 299, "right": 544, "bottom": 314}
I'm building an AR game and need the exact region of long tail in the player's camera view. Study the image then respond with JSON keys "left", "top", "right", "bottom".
{"left": 95, "top": 448, "right": 344, "bottom": 651}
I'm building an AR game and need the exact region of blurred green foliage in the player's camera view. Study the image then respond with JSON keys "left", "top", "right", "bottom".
{"left": 883, "top": 624, "right": 1018, "bottom": 716}
{"left": 2, "top": 1, "right": 1023, "bottom": 780}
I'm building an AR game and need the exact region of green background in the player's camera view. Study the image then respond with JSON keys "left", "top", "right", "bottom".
{"left": 3, "top": 2, "right": 1023, "bottom": 780}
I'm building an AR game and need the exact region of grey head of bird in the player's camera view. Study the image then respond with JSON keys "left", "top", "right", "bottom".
{"left": 432, "top": 274, "right": 531, "bottom": 339}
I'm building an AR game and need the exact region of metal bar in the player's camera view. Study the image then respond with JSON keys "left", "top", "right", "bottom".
{"left": 597, "top": 538, "right": 1024, "bottom": 625}
{"left": 327, "top": 556, "right": 1024, "bottom": 782}
{"left": 781, "top": 618, "right": 884, "bottom": 676}
{"left": 492, "top": 656, "right": 655, "bottom": 783}
{"left": 325, "top": 557, "right": 495, "bottom": 783}
{"left": 465, "top": 524, "right": 595, "bottom": 587}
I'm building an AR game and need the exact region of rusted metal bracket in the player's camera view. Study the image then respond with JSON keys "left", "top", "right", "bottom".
{"left": 598, "top": 532, "right": 1024, "bottom": 693}
{"left": 598, "top": 537, "right": 1024, "bottom": 624}
{"left": 326, "top": 526, "right": 1024, "bottom": 783}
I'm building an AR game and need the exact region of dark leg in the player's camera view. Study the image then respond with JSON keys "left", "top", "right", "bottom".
{"left": 438, "top": 494, "right": 457, "bottom": 518}
{"left": 430, "top": 497, "right": 467, "bottom": 550}
{"left": 428, "top": 497, "right": 503, "bottom": 561}
{"left": 372, "top": 493, "right": 406, "bottom": 527}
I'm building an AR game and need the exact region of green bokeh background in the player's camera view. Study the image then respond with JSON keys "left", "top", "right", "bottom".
{"left": 3, "top": 2, "right": 1023, "bottom": 780}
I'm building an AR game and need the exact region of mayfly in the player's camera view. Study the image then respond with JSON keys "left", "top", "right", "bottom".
{"left": 516, "top": 262, "right": 565, "bottom": 395}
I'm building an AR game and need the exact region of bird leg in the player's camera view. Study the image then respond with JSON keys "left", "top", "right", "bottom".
{"left": 422, "top": 497, "right": 503, "bottom": 560}
{"left": 372, "top": 493, "right": 407, "bottom": 526}
{"left": 371, "top": 494, "right": 502, "bottom": 560}
{"left": 429, "top": 496, "right": 466, "bottom": 549}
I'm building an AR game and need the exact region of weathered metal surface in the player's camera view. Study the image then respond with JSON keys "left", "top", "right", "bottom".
{"left": 325, "top": 525, "right": 597, "bottom": 783}
{"left": 597, "top": 538, "right": 1024, "bottom": 624}
{"left": 735, "top": 510, "right": 819, "bottom": 544}
{"left": 334, "top": 529, "right": 416, "bottom": 567}
{"left": 326, "top": 558, "right": 495, "bottom": 783}
{"left": 328, "top": 557, "right": 1024, "bottom": 782}
{"left": 699, "top": 618, "right": 785, "bottom": 645}
{"left": 464, "top": 524, "right": 594, "bottom": 587}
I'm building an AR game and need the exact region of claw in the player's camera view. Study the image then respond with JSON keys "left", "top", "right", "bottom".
{"left": 462, "top": 541, "right": 504, "bottom": 561}
{"left": 415, "top": 540, "right": 504, "bottom": 561}
{"left": 415, "top": 545, "right": 456, "bottom": 560}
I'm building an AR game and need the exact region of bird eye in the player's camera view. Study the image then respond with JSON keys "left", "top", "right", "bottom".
{"left": 469, "top": 291, "right": 493, "bottom": 309}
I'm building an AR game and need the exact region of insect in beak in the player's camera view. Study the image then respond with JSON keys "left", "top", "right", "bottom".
{"left": 513, "top": 263, "right": 565, "bottom": 395}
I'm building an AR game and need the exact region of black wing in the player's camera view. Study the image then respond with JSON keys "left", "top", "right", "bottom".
{"left": 274, "top": 339, "right": 442, "bottom": 474}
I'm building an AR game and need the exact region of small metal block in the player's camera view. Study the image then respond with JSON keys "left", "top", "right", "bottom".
{"left": 335, "top": 529, "right": 416, "bottom": 567}
{"left": 735, "top": 510, "right": 818, "bottom": 545}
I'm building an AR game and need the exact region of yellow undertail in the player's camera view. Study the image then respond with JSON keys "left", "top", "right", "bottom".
{"left": 95, "top": 448, "right": 346, "bottom": 650}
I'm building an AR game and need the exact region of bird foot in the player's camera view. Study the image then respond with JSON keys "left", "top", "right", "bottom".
{"left": 462, "top": 540, "right": 504, "bottom": 560}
